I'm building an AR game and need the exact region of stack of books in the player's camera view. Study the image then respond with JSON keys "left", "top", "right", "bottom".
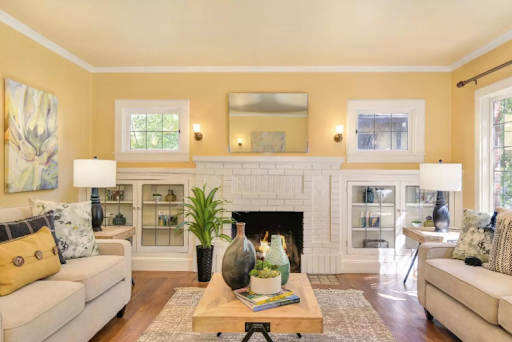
{"left": 234, "top": 287, "right": 300, "bottom": 312}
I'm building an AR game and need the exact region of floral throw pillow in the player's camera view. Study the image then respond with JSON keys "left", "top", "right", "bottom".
{"left": 453, "top": 209, "right": 492, "bottom": 259}
{"left": 452, "top": 227, "right": 494, "bottom": 260}
{"left": 29, "top": 199, "right": 99, "bottom": 259}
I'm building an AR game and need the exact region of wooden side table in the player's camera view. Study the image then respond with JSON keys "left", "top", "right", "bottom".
{"left": 402, "top": 227, "right": 460, "bottom": 284}
{"left": 94, "top": 226, "right": 135, "bottom": 285}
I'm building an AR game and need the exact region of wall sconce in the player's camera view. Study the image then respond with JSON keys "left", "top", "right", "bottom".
{"left": 193, "top": 124, "right": 203, "bottom": 141}
{"left": 238, "top": 139, "right": 242, "bottom": 146}
{"left": 334, "top": 125, "right": 344, "bottom": 142}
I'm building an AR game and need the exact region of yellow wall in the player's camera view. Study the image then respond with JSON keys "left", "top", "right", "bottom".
{"left": 451, "top": 39, "right": 512, "bottom": 209}
{"left": 92, "top": 72, "right": 452, "bottom": 169}
{"left": 229, "top": 116, "right": 308, "bottom": 152}
{"left": 0, "top": 22, "right": 92, "bottom": 206}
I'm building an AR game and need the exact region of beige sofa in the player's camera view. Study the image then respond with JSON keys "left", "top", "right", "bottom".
{"left": 0, "top": 206, "right": 132, "bottom": 342}
{"left": 419, "top": 243, "right": 512, "bottom": 342}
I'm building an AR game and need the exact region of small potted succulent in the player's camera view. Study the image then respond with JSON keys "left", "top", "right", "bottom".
{"left": 412, "top": 219, "right": 422, "bottom": 228}
{"left": 249, "top": 260, "right": 281, "bottom": 294}
{"left": 152, "top": 193, "right": 162, "bottom": 201}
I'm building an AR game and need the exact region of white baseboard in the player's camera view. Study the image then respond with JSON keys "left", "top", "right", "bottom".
{"left": 133, "top": 256, "right": 195, "bottom": 271}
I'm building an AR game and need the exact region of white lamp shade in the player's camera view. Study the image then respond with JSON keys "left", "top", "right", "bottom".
{"left": 336, "top": 125, "right": 344, "bottom": 134}
{"left": 73, "top": 159, "right": 117, "bottom": 188}
{"left": 193, "top": 124, "right": 201, "bottom": 133}
{"left": 420, "top": 163, "right": 462, "bottom": 191}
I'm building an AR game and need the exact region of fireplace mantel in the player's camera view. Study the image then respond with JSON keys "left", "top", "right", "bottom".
{"left": 193, "top": 156, "right": 345, "bottom": 165}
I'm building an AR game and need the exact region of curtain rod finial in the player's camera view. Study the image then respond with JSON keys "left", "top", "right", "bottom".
{"left": 456, "top": 81, "right": 465, "bottom": 88}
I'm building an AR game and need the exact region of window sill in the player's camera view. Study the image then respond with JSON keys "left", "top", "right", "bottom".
{"left": 346, "top": 152, "right": 425, "bottom": 164}
{"left": 114, "top": 152, "right": 189, "bottom": 163}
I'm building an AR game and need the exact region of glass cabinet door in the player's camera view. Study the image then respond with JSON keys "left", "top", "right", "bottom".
{"left": 98, "top": 183, "right": 135, "bottom": 227}
{"left": 403, "top": 185, "right": 450, "bottom": 249}
{"left": 137, "top": 181, "right": 188, "bottom": 253}
{"left": 349, "top": 182, "right": 397, "bottom": 254}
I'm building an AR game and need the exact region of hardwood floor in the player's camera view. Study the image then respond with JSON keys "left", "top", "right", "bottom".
{"left": 90, "top": 272, "right": 460, "bottom": 342}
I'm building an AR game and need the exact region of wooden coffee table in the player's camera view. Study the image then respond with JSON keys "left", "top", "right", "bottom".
{"left": 193, "top": 273, "right": 323, "bottom": 342}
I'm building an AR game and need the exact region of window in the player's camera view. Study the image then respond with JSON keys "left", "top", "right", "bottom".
{"left": 347, "top": 100, "right": 425, "bottom": 163}
{"left": 492, "top": 96, "right": 512, "bottom": 208}
{"left": 115, "top": 100, "right": 189, "bottom": 162}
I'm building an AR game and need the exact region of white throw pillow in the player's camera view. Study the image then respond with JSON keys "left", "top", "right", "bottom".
{"left": 29, "top": 199, "right": 99, "bottom": 259}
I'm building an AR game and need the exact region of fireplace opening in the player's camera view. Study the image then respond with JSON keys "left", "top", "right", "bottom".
{"left": 232, "top": 212, "right": 303, "bottom": 273}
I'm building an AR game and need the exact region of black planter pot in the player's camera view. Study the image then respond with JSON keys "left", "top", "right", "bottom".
{"left": 196, "top": 245, "right": 214, "bottom": 282}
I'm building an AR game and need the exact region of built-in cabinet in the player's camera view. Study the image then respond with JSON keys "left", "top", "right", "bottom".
{"left": 98, "top": 179, "right": 189, "bottom": 253}
{"left": 343, "top": 171, "right": 460, "bottom": 264}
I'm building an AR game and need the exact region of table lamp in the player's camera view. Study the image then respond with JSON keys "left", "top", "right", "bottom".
{"left": 73, "top": 157, "right": 117, "bottom": 232}
{"left": 420, "top": 160, "right": 462, "bottom": 233}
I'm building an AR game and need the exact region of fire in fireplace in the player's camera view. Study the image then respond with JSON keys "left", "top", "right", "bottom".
{"left": 232, "top": 212, "right": 303, "bottom": 273}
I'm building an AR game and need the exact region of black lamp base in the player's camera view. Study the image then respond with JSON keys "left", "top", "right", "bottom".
{"left": 91, "top": 187, "right": 103, "bottom": 232}
{"left": 433, "top": 191, "right": 450, "bottom": 233}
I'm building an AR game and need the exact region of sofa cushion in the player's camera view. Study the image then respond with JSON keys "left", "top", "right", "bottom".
{"left": 426, "top": 258, "right": 512, "bottom": 324}
{"left": 0, "top": 281, "right": 84, "bottom": 342}
{"left": 44, "top": 255, "right": 125, "bottom": 302}
{"left": 499, "top": 296, "right": 512, "bottom": 334}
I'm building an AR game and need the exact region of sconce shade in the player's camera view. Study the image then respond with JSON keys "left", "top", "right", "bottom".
{"left": 193, "top": 124, "right": 201, "bottom": 133}
{"left": 420, "top": 163, "right": 462, "bottom": 191}
{"left": 336, "top": 125, "right": 344, "bottom": 134}
{"left": 73, "top": 159, "right": 117, "bottom": 188}
{"left": 238, "top": 139, "right": 242, "bottom": 146}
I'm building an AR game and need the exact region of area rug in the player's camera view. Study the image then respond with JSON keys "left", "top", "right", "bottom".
{"left": 137, "top": 288, "right": 396, "bottom": 342}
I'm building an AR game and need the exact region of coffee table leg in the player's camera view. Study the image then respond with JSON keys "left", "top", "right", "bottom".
{"left": 217, "top": 332, "right": 221, "bottom": 337}
{"left": 403, "top": 243, "right": 421, "bottom": 284}
{"left": 241, "top": 323, "right": 274, "bottom": 342}
{"left": 297, "top": 333, "right": 302, "bottom": 338}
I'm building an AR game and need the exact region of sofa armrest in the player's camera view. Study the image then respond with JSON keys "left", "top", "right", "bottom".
{"left": 418, "top": 243, "right": 456, "bottom": 307}
{"left": 96, "top": 240, "right": 132, "bottom": 304}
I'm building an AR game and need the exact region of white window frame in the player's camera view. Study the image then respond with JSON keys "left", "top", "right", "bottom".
{"left": 475, "top": 76, "right": 512, "bottom": 212}
{"left": 114, "top": 99, "right": 189, "bottom": 162}
{"left": 346, "top": 99, "right": 425, "bottom": 163}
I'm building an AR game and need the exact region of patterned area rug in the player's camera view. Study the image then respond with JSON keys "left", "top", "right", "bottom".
{"left": 137, "top": 288, "right": 396, "bottom": 342}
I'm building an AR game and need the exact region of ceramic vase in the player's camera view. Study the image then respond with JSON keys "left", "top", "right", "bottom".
{"left": 264, "top": 235, "right": 290, "bottom": 285}
{"left": 222, "top": 222, "right": 256, "bottom": 290}
{"left": 250, "top": 275, "right": 282, "bottom": 295}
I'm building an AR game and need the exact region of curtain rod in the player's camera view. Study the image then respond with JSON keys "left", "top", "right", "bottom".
{"left": 457, "top": 59, "right": 512, "bottom": 88}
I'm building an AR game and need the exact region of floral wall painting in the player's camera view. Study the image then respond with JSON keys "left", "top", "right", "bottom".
{"left": 4, "top": 79, "right": 58, "bottom": 193}
{"left": 251, "top": 131, "right": 286, "bottom": 152}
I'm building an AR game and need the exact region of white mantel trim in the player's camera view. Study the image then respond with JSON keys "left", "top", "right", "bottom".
{"left": 192, "top": 156, "right": 345, "bottom": 164}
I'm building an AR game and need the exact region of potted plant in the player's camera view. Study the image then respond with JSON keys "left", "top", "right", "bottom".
{"left": 153, "top": 193, "right": 162, "bottom": 201}
{"left": 249, "top": 260, "right": 281, "bottom": 294}
{"left": 177, "top": 185, "right": 234, "bottom": 282}
{"left": 412, "top": 219, "right": 422, "bottom": 228}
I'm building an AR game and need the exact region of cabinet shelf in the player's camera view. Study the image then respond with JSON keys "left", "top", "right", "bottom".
{"left": 352, "top": 203, "right": 394, "bottom": 207}
{"left": 142, "top": 201, "right": 184, "bottom": 205}
{"left": 352, "top": 227, "right": 394, "bottom": 232}
{"left": 101, "top": 201, "right": 133, "bottom": 204}
{"left": 405, "top": 203, "right": 435, "bottom": 207}
{"left": 142, "top": 225, "right": 179, "bottom": 230}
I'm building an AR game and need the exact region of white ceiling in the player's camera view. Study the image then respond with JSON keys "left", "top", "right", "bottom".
{"left": 1, "top": 0, "right": 512, "bottom": 70}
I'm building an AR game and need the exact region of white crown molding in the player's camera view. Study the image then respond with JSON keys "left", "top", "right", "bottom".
{"left": 450, "top": 29, "right": 512, "bottom": 71}
{"left": 92, "top": 65, "right": 451, "bottom": 73}
{"left": 192, "top": 156, "right": 345, "bottom": 165}
{"left": 0, "top": 10, "right": 94, "bottom": 72}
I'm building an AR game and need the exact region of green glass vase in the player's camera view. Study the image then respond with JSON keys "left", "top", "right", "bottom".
{"left": 264, "top": 235, "right": 290, "bottom": 285}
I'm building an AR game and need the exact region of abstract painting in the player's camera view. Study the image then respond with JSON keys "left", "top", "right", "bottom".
{"left": 5, "top": 79, "right": 58, "bottom": 193}
{"left": 251, "top": 132, "right": 285, "bottom": 152}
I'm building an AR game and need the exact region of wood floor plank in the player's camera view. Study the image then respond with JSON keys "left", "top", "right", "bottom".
{"left": 90, "top": 272, "right": 460, "bottom": 342}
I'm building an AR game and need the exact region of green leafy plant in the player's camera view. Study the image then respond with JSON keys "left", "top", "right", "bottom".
{"left": 249, "top": 260, "right": 280, "bottom": 278}
{"left": 153, "top": 193, "right": 162, "bottom": 196}
{"left": 176, "top": 185, "right": 234, "bottom": 248}
{"left": 412, "top": 219, "right": 422, "bottom": 224}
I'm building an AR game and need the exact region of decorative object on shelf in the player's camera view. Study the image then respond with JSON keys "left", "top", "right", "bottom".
{"left": 165, "top": 189, "right": 177, "bottom": 202}
{"left": 106, "top": 189, "right": 112, "bottom": 201}
{"left": 363, "top": 187, "right": 374, "bottom": 203}
{"left": 238, "top": 139, "right": 242, "bottom": 146}
{"left": 423, "top": 216, "right": 435, "bottom": 227}
{"left": 363, "top": 239, "right": 389, "bottom": 248}
{"left": 222, "top": 222, "right": 257, "bottom": 290}
{"left": 177, "top": 185, "right": 234, "bottom": 282}
{"left": 153, "top": 193, "right": 162, "bottom": 202}
{"left": 73, "top": 157, "right": 117, "bottom": 232}
{"left": 412, "top": 220, "right": 422, "bottom": 228}
{"left": 334, "top": 125, "right": 344, "bottom": 142}
{"left": 193, "top": 123, "right": 203, "bottom": 141}
{"left": 248, "top": 260, "right": 282, "bottom": 295}
{"left": 420, "top": 160, "right": 462, "bottom": 233}
{"left": 5, "top": 79, "right": 59, "bottom": 193}
{"left": 264, "top": 235, "right": 290, "bottom": 285}
{"left": 113, "top": 213, "right": 127, "bottom": 226}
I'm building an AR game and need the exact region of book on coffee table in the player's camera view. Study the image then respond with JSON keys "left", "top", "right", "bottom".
{"left": 238, "top": 294, "right": 301, "bottom": 312}
{"left": 234, "top": 287, "right": 293, "bottom": 305}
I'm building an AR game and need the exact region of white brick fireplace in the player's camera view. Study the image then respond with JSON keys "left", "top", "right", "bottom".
{"left": 193, "top": 156, "right": 344, "bottom": 274}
